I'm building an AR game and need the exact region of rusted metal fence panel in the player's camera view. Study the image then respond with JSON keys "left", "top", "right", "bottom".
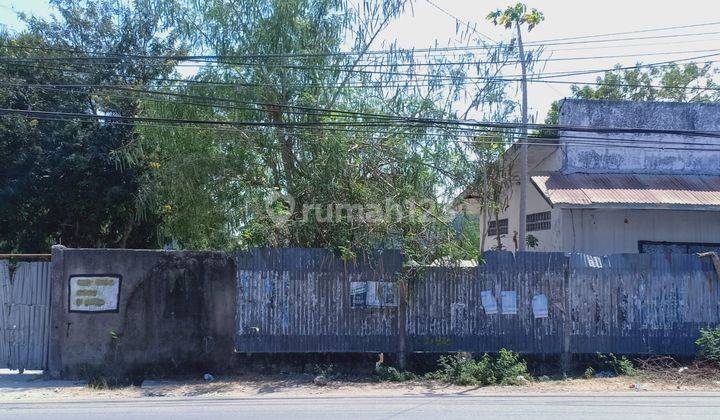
{"left": 407, "top": 252, "right": 566, "bottom": 353}
{"left": 569, "top": 253, "right": 720, "bottom": 355}
{"left": 0, "top": 260, "right": 52, "bottom": 371}
{"left": 234, "top": 249, "right": 720, "bottom": 355}
{"left": 235, "top": 248, "right": 402, "bottom": 353}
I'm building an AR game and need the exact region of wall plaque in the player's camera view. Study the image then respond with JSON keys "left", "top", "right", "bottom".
{"left": 69, "top": 274, "right": 122, "bottom": 313}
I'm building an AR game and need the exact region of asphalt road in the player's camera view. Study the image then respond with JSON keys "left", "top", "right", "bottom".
{"left": 2, "top": 394, "right": 720, "bottom": 419}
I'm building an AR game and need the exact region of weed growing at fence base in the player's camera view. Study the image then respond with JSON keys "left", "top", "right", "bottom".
{"left": 79, "top": 364, "right": 132, "bottom": 389}
{"left": 696, "top": 326, "right": 720, "bottom": 365}
{"left": 375, "top": 365, "right": 418, "bottom": 382}
{"left": 581, "top": 353, "right": 637, "bottom": 378}
{"left": 376, "top": 349, "right": 530, "bottom": 386}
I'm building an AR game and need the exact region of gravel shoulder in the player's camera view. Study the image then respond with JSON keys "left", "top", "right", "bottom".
{"left": 1, "top": 370, "right": 719, "bottom": 403}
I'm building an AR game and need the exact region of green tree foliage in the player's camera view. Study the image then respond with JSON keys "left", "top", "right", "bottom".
{"left": 0, "top": 0, "right": 183, "bottom": 252}
{"left": 487, "top": 3, "right": 544, "bottom": 32}
{"left": 544, "top": 62, "right": 720, "bottom": 126}
{"left": 129, "top": 0, "right": 518, "bottom": 261}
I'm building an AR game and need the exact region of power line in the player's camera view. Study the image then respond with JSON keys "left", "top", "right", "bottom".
{"left": 527, "top": 52, "right": 720, "bottom": 80}
{"left": 11, "top": 111, "right": 720, "bottom": 154}
{"left": 3, "top": 107, "right": 720, "bottom": 138}
{"left": 525, "top": 20, "right": 720, "bottom": 44}
{"left": 4, "top": 47, "right": 720, "bottom": 69}
{"left": 424, "top": 0, "right": 495, "bottom": 43}
{"left": 3, "top": 50, "right": 719, "bottom": 88}
{"left": 3, "top": 28, "right": 720, "bottom": 60}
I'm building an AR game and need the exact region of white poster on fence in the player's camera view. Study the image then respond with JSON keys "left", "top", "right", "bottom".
{"left": 480, "top": 290, "right": 498, "bottom": 314}
{"left": 500, "top": 291, "right": 517, "bottom": 315}
{"left": 532, "top": 294, "right": 549, "bottom": 318}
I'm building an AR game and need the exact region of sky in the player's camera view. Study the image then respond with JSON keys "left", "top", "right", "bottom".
{"left": 1, "top": 0, "right": 718, "bottom": 120}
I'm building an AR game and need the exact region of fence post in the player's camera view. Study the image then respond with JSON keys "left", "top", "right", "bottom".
{"left": 560, "top": 254, "right": 572, "bottom": 374}
{"left": 397, "top": 278, "right": 407, "bottom": 370}
{"left": 48, "top": 245, "right": 65, "bottom": 378}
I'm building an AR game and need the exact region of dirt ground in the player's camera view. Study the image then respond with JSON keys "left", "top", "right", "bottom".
{"left": 1, "top": 368, "right": 719, "bottom": 402}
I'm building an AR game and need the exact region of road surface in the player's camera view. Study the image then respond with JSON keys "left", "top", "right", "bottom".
{"left": 2, "top": 394, "right": 720, "bottom": 419}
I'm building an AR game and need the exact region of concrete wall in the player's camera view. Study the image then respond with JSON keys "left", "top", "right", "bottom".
{"left": 49, "top": 246, "right": 236, "bottom": 378}
{"left": 560, "top": 208, "right": 720, "bottom": 255}
{"left": 559, "top": 99, "right": 720, "bottom": 175}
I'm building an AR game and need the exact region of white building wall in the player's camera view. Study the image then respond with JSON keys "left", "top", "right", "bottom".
{"left": 560, "top": 208, "right": 720, "bottom": 255}
{"left": 481, "top": 147, "right": 562, "bottom": 252}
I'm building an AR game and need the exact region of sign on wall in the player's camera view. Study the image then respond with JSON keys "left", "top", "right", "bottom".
{"left": 68, "top": 274, "right": 122, "bottom": 313}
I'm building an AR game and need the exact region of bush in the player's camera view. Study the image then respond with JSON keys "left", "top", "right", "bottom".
{"left": 375, "top": 365, "right": 418, "bottom": 382}
{"left": 595, "top": 353, "right": 636, "bottom": 376}
{"left": 428, "top": 349, "right": 529, "bottom": 386}
{"left": 493, "top": 349, "right": 530, "bottom": 384}
{"left": 696, "top": 327, "right": 720, "bottom": 365}
{"left": 583, "top": 366, "right": 595, "bottom": 379}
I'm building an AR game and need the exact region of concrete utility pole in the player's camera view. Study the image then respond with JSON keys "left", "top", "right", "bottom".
{"left": 515, "top": 21, "right": 528, "bottom": 252}
{"left": 487, "top": 3, "right": 543, "bottom": 252}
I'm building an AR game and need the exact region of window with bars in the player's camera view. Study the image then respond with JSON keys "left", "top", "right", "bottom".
{"left": 526, "top": 211, "right": 551, "bottom": 232}
{"left": 487, "top": 218, "right": 508, "bottom": 236}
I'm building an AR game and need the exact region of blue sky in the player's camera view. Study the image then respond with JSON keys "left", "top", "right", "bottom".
{"left": 2, "top": 0, "right": 718, "bottom": 119}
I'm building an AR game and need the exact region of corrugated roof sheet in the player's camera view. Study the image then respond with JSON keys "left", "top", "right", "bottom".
{"left": 531, "top": 172, "right": 720, "bottom": 210}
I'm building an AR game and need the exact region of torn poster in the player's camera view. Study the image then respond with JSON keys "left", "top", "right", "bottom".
{"left": 480, "top": 291, "right": 497, "bottom": 315}
{"left": 350, "top": 281, "right": 367, "bottom": 307}
{"left": 351, "top": 281, "right": 398, "bottom": 307}
{"left": 532, "top": 294, "right": 549, "bottom": 318}
{"left": 500, "top": 291, "right": 517, "bottom": 315}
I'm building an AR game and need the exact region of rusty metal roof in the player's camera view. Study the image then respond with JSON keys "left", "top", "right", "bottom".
{"left": 531, "top": 172, "right": 720, "bottom": 210}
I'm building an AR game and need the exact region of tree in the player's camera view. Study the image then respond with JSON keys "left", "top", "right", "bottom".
{"left": 544, "top": 62, "right": 720, "bottom": 126}
{"left": 0, "top": 0, "right": 184, "bottom": 252}
{"left": 128, "top": 0, "right": 518, "bottom": 262}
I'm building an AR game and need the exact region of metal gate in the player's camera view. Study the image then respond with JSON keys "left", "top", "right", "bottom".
{"left": 0, "top": 260, "right": 52, "bottom": 372}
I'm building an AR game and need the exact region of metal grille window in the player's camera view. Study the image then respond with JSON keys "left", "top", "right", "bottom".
{"left": 526, "top": 211, "right": 551, "bottom": 232}
{"left": 487, "top": 218, "right": 508, "bottom": 236}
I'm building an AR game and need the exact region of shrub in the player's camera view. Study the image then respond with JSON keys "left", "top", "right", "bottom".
{"left": 429, "top": 350, "right": 529, "bottom": 386}
{"left": 696, "top": 326, "right": 720, "bottom": 365}
{"left": 493, "top": 349, "right": 530, "bottom": 384}
{"left": 596, "top": 353, "right": 636, "bottom": 376}
{"left": 430, "top": 353, "right": 495, "bottom": 385}
{"left": 375, "top": 365, "right": 418, "bottom": 382}
{"left": 583, "top": 366, "right": 595, "bottom": 379}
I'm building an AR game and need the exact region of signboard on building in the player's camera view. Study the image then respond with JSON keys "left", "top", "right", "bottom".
{"left": 68, "top": 274, "right": 122, "bottom": 313}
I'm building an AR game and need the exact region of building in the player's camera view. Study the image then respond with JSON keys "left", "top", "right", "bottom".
{"left": 465, "top": 99, "right": 720, "bottom": 255}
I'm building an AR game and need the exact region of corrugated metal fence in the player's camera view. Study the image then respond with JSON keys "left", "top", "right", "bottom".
{"left": 236, "top": 248, "right": 402, "bottom": 352}
{"left": 0, "top": 260, "right": 52, "bottom": 371}
{"left": 235, "top": 249, "right": 720, "bottom": 355}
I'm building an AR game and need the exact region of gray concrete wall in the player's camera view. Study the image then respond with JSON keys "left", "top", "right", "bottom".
{"left": 558, "top": 99, "right": 720, "bottom": 175}
{"left": 49, "top": 246, "right": 236, "bottom": 378}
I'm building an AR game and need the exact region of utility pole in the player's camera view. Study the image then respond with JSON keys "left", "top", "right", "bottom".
{"left": 487, "top": 3, "right": 543, "bottom": 252}
{"left": 515, "top": 21, "right": 528, "bottom": 252}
